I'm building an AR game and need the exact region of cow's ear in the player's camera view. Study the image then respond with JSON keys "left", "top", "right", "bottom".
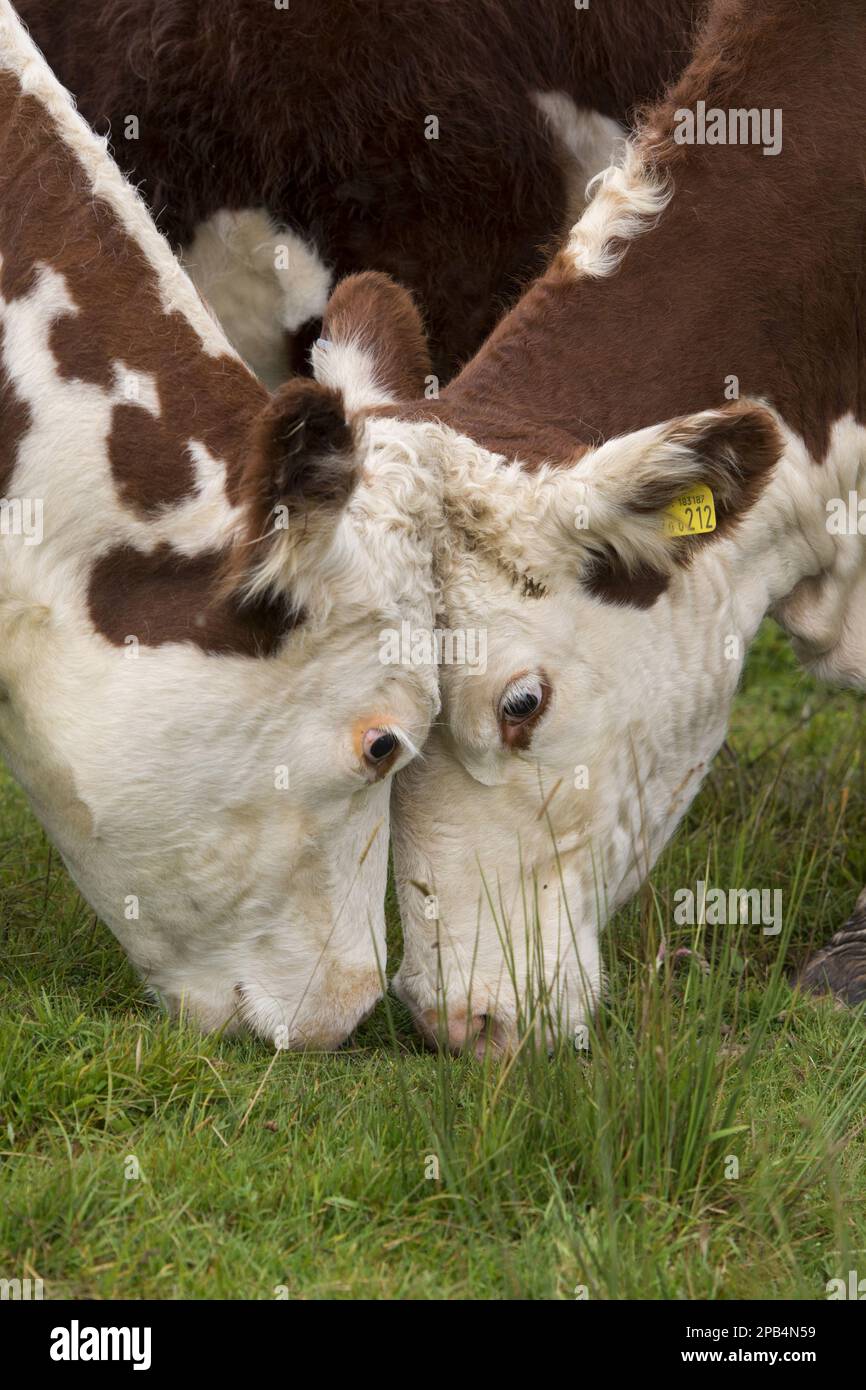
{"left": 565, "top": 404, "right": 783, "bottom": 601}
{"left": 311, "top": 271, "right": 432, "bottom": 407}
{"left": 229, "top": 378, "right": 359, "bottom": 597}
{"left": 255, "top": 378, "right": 357, "bottom": 511}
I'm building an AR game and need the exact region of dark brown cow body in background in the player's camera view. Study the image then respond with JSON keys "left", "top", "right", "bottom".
{"left": 16, "top": 0, "right": 701, "bottom": 380}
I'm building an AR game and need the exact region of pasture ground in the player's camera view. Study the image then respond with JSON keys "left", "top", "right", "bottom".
{"left": 1, "top": 621, "right": 865, "bottom": 1299}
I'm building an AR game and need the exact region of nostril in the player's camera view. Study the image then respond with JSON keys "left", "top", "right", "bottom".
{"left": 474, "top": 1014, "right": 515, "bottom": 1060}
{"left": 416, "top": 1007, "right": 509, "bottom": 1055}
{"left": 444, "top": 1011, "right": 487, "bottom": 1051}
{"left": 472, "top": 1014, "right": 494, "bottom": 1060}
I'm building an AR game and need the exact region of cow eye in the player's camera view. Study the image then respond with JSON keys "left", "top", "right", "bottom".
{"left": 362, "top": 727, "right": 401, "bottom": 777}
{"left": 498, "top": 673, "right": 551, "bottom": 748}
{"left": 502, "top": 686, "right": 542, "bottom": 721}
{"left": 366, "top": 731, "right": 398, "bottom": 761}
{"left": 500, "top": 675, "right": 545, "bottom": 723}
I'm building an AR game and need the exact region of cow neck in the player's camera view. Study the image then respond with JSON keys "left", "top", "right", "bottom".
{"left": 431, "top": 0, "right": 866, "bottom": 470}
{"left": 0, "top": 65, "right": 264, "bottom": 502}
{"left": 0, "top": 16, "right": 296, "bottom": 658}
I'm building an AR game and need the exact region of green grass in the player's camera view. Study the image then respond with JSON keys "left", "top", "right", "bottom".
{"left": 1, "top": 620, "right": 865, "bottom": 1300}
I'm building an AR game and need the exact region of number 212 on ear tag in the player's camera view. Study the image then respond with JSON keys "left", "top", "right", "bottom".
{"left": 663, "top": 484, "right": 716, "bottom": 538}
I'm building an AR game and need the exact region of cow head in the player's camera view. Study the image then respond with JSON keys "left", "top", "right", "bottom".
{"left": 0, "top": 17, "right": 439, "bottom": 1048}
{"left": 0, "top": 270, "right": 439, "bottom": 1050}
{"left": 313, "top": 266, "right": 784, "bottom": 1054}
{"left": 385, "top": 404, "right": 783, "bottom": 1053}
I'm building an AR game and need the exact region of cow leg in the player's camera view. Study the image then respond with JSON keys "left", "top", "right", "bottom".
{"left": 796, "top": 888, "right": 866, "bottom": 1006}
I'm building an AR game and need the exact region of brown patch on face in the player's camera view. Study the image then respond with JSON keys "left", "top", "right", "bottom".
{"left": 323, "top": 272, "right": 432, "bottom": 401}
{"left": 0, "top": 322, "right": 31, "bottom": 495}
{"left": 88, "top": 543, "right": 299, "bottom": 657}
{"left": 499, "top": 672, "right": 552, "bottom": 751}
{"left": 583, "top": 556, "right": 670, "bottom": 609}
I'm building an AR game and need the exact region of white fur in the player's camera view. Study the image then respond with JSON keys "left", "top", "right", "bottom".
{"left": 533, "top": 91, "right": 626, "bottom": 229}
{"left": 311, "top": 336, "right": 399, "bottom": 414}
{"left": 183, "top": 210, "right": 332, "bottom": 388}
{"left": 563, "top": 138, "right": 672, "bottom": 278}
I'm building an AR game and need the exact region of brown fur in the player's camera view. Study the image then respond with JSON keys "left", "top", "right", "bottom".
{"left": 108, "top": 403, "right": 195, "bottom": 516}
{"left": 0, "top": 67, "right": 299, "bottom": 655}
{"left": 88, "top": 544, "right": 295, "bottom": 656}
{"left": 400, "top": 0, "right": 866, "bottom": 604}
{"left": 247, "top": 378, "right": 357, "bottom": 522}
{"left": 0, "top": 322, "right": 31, "bottom": 496}
{"left": 631, "top": 406, "right": 783, "bottom": 535}
{"left": 16, "top": 0, "right": 702, "bottom": 381}
{"left": 586, "top": 404, "right": 783, "bottom": 604}
{"left": 435, "top": 0, "right": 866, "bottom": 459}
{"left": 0, "top": 72, "right": 264, "bottom": 503}
{"left": 225, "top": 378, "right": 360, "bottom": 598}
{"left": 323, "top": 273, "right": 432, "bottom": 399}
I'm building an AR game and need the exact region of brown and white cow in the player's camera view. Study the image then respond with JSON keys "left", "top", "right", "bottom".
{"left": 0, "top": 1, "right": 441, "bottom": 1046}
{"left": 317, "top": 0, "right": 866, "bottom": 1051}
{"left": 14, "top": 0, "right": 704, "bottom": 385}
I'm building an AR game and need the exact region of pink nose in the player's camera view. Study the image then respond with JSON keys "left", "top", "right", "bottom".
{"left": 417, "top": 1007, "right": 511, "bottom": 1058}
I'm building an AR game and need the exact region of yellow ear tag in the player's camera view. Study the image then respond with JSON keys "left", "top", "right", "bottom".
{"left": 662, "top": 484, "right": 716, "bottom": 538}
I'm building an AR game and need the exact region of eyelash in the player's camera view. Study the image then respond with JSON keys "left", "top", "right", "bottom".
{"left": 498, "top": 674, "right": 550, "bottom": 747}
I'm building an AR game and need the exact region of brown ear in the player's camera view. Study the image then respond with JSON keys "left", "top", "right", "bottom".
{"left": 245, "top": 377, "right": 358, "bottom": 524}
{"left": 580, "top": 403, "right": 783, "bottom": 608}
{"left": 314, "top": 271, "right": 432, "bottom": 402}
{"left": 226, "top": 379, "right": 358, "bottom": 596}
{"left": 627, "top": 404, "right": 783, "bottom": 534}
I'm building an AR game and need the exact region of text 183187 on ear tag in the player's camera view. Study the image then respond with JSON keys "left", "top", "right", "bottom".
{"left": 663, "top": 484, "right": 716, "bottom": 538}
